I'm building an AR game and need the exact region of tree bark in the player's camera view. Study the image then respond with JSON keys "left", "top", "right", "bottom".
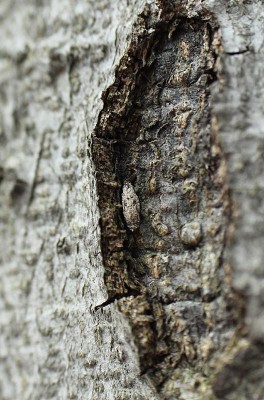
{"left": 0, "top": 1, "right": 263, "bottom": 399}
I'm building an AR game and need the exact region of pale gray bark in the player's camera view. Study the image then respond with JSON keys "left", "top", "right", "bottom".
{"left": 0, "top": 1, "right": 263, "bottom": 400}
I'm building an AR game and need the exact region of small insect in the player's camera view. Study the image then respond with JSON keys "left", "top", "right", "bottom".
{"left": 121, "top": 181, "right": 140, "bottom": 231}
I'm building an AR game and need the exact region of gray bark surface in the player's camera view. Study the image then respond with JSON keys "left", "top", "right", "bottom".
{"left": 0, "top": 1, "right": 263, "bottom": 400}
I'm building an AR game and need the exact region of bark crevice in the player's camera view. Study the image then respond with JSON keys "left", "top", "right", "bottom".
{"left": 92, "top": 5, "right": 243, "bottom": 397}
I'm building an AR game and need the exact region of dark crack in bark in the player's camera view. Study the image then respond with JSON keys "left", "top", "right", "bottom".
{"left": 92, "top": 5, "right": 244, "bottom": 398}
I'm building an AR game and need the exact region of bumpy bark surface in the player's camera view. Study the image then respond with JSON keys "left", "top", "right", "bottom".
{"left": 0, "top": 1, "right": 264, "bottom": 400}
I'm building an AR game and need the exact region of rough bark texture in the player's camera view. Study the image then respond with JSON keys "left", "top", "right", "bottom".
{"left": 0, "top": 1, "right": 264, "bottom": 400}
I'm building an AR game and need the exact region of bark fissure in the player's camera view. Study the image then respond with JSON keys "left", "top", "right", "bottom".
{"left": 92, "top": 6, "right": 241, "bottom": 398}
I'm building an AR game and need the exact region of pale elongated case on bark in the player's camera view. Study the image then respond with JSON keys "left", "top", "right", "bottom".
{"left": 122, "top": 181, "right": 140, "bottom": 231}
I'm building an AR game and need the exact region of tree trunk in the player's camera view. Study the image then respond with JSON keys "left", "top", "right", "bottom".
{"left": 0, "top": 1, "right": 263, "bottom": 399}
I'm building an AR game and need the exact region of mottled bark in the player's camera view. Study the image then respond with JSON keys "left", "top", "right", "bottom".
{"left": 0, "top": 1, "right": 263, "bottom": 400}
